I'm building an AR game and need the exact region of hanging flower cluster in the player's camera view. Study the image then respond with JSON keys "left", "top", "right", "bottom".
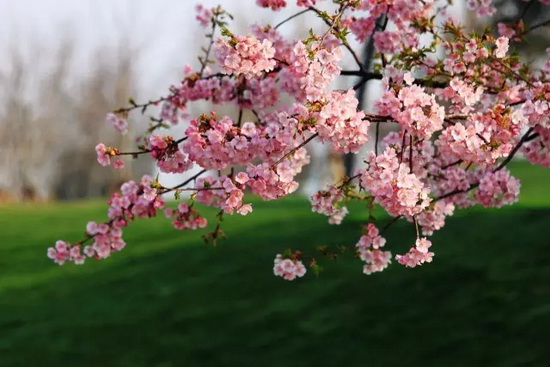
{"left": 49, "top": 0, "right": 550, "bottom": 281}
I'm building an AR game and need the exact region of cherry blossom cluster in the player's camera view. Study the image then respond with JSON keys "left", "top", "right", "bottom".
{"left": 273, "top": 254, "right": 307, "bottom": 281}
{"left": 256, "top": 0, "right": 315, "bottom": 11}
{"left": 396, "top": 238, "right": 434, "bottom": 268}
{"left": 215, "top": 33, "right": 276, "bottom": 79}
{"left": 465, "top": 0, "right": 496, "bottom": 18}
{"left": 310, "top": 185, "right": 348, "bottom": 225}
{"left": 48, "top": 241, "right": 86, "bottom": 265}
{"left": 475, "top": 168, "right": 520, "bottom": 208}
{"left": 149, "top": 134, "right": 193, "bottom": 174}
{"left": 360, "top": 147, "right": 431, "bottom": 217}
{"left": 416, "top": 201, "right": 455, "bottom": 237}
{"left": 377, "top": 83, "right": 444, "bottom": 139}
{"left": 355, "top": 224, "right": 391, "bottom": 275}
{"left": 194, "top": 175, "right": 253, "bottom": 215}
{"left": 282, "top": 41, "right": 343, "bottom": 101}
{"left": 522, "top": 126, "right": 550, "bottom": 167}
{"left": 48, "top": 175, "right": 166, "bottom": 265}
{"left": 316, "top": 90, "right": 369, "bottom": 153}
{"left": 165, "top": 202, "right": 208, "bottom": 230}
{"left": 49, "top": 0, "right": 550, "bottom": 282}
{"left": 436, "top": 105, "right": 522, "bottom": 165}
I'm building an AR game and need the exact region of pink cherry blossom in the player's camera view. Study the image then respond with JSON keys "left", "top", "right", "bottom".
{"left": 494, "top": 37, "right": 509, "bottom": 58}
{"left": 273, "top": 255, "right": 307, "bottom": 281}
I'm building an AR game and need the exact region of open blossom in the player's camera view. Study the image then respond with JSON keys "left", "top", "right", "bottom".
{"left": 242, "top": 77, "right": 280, "bottom": 109}
{"left": 95, "top": 143, "right": 111, "bottom": 166}
{"left": 195, "top": 4, "right": 212, "bottom": 27}
{"left": 296, "top": 0, "right": 315, "bottom": 6}
{"left": 495, "top": 36, "right": 508, "bottom": 59}
{"left": 47, "top": 241, "right": 75, "bottom": 265}
{"left": 494, "top": 36, "right": 509, "bottom": 58}
{"left": 113, "top": 159, "right": 125, "bottom": 169}
{"left": 373, "top": 31, "right": 402, "bottom": 53}
{"left": 497, "top": 22, "right": 517, "bottom": 38}
{"left": 49, "top": 175, "right": 167, "bottom": 266}
{"left": 273, "top": 255, "right": 306, "bottom": 281}
{"left": 215, "top": 34, "right": 276, "bottom": 79}
{"left": 448, "top": 78, "right": 484, "bottom": 110}
{"left": 106, "top": 113, "right": 128, "bottom": 134}
{"left": 149, "top": 134, "right": 193, "bottom": 173}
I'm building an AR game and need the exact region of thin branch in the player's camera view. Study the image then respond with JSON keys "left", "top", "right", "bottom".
{"left": 341, "top": 69, "right": 450, "bottom": 89}
{"left": 518, "top": 0, "right": 534, "bottom": 20}
{"left": 199, "top": 12, "right": 219, "bottom": 76}
{"left": 271, "top": 133, "right": 318, "bottom": 168}
{"left": 413, "top": 215, "right": 420, "bottom": 238}
{"left": 441, "top": 159, "right": 463, "bottom": 170}
{"left": 160, "top": 169, "right": 208, "bottom": 194}
{"left": 381, "top": 215, "right": 403, "bottom": 234}
{"left": 433, "top": 128, "right": 539, "bottom": 203}
{"left": 493, "top": 127, "right": 537, "bottom": 172}
{"left": 274, "top": 8, "right": 311, "bottom": 29}
{"left": 308, "top": 5, "right": 365, "bottom": 71}
{"left": 517, "top": 17, "right": 550, "bottom": 37}
{"left": 375, "top": 122, "right": 380, "bottom": 156}
{"left": 115, "top": 137, "right": 187, "bottom": 157}
{"left": 114, "top": 97, "right": 166, "bottom": 115}
{"left": 409, "top": 135, "right": 414, "bottom": 174}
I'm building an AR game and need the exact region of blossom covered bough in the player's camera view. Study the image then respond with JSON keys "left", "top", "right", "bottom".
{"left": 49, "top": 0, "right": 550, "bottom": 281}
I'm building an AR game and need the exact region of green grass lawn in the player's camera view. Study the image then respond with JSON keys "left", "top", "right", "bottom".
{"left": 0, "top": 162, "right": 549, "bottom": 367}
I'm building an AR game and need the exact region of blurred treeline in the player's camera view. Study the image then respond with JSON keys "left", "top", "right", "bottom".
{"left": 0, "top": 37, "right": 150, "bottom": 202}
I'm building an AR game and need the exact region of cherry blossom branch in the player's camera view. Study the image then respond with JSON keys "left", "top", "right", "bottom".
{"left": 518, "top": 0, "right": 535, "bottom": 20}
{"left": 409, "top": 135, "right": 414, "bottom": 174}
{"left": 114, "top": 137, "right": 188, "bottom": 158}
{"left": 441, "top": 159, "right": 463, "bottom": 170}
{"left": 517, "top": 17, "right": 550, "bottom": 37}
{"left": 493, "top": 127, "right": 538, "bottom": 172}
{"left": 381, "top": 215, "right": 402, "bottom": 234}
{"left": 374, "top": 122, "right": 380, "bottom": 155}
{"left": 274, "top": 8, "right": 311, "bottom": 29}
{"left": 309, "top": 5, "right": 364, "bottom": 71}
{"left": 114, "top": 97, "right": 166, "bottom": 115}
{"left": 270, "top": 133, "right": 318, "bottom": 168}
{"left": 434, "top": 128, "right": 539, "bottom": 202}
{"left": 160, "top": 169, "right": 208, "bottom": 195}
{"left": 342, "top": 69, "right": 451, "bottom": 89}
{"left": 177, "top": 187, "right": 224, "bottom": 191}
{"left": 199, "top": 11, "right": 219, "bottom": 76}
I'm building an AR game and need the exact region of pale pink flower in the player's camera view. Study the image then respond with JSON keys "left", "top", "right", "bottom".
{"left": 495, "top": 37, "right": 509, "bottom": 58}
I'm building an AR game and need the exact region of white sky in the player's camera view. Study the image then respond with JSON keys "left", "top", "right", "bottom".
{"left": 0, "top": 0, "right": 311, "bottom": 95}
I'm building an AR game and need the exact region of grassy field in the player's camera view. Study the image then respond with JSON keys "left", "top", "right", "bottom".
{"left": 1, "top": 162, "right": 549, "bottom": 367}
